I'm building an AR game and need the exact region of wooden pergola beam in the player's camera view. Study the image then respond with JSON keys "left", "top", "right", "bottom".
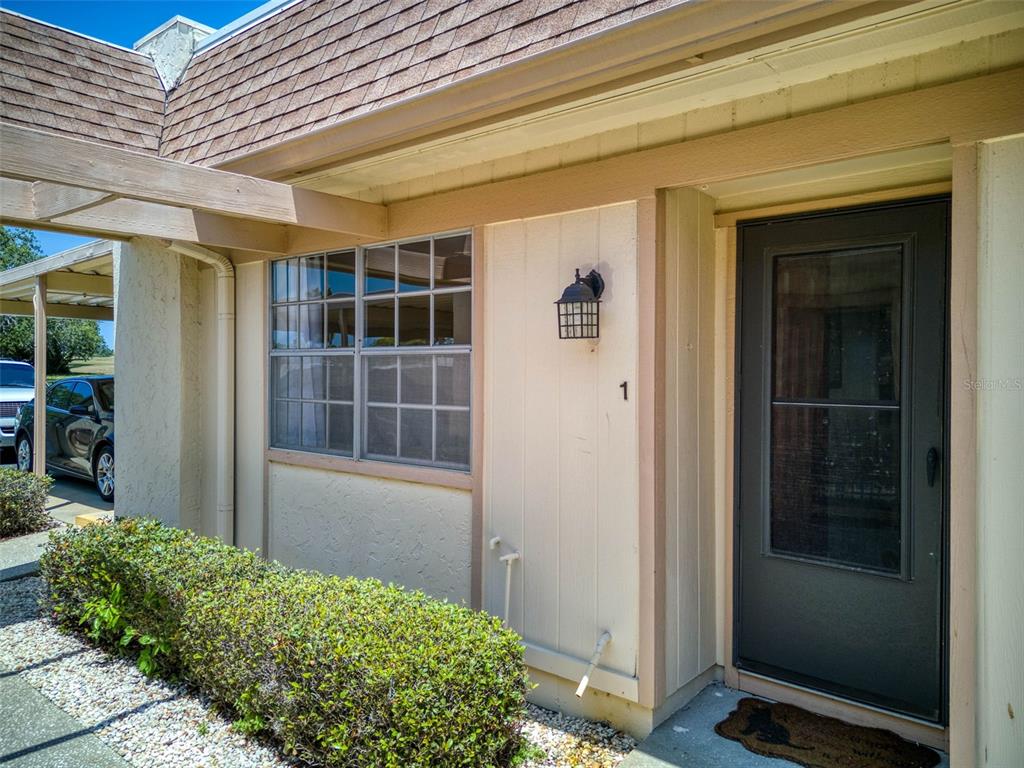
{"left": 1, "top": 298, "right": 113, "bottom": 320}
{"left": 0, "top": 178, "right": 289, "bottom": 254}
{"left": 0, "top": 122, "right": 387, "bottom": 238}
{"left": 33, "top": 182, "right": 116, "bottom": 221}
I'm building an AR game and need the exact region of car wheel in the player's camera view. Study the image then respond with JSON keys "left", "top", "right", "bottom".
{"left": 16, "top": 435, "right": 32, "bottom": 472}
{"left": 94, "top": 445, "right": 114, "bottom": 502}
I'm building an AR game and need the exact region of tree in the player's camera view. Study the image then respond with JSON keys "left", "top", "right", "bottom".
{"left": 0, "top": 227, "right": 106, "bottom": 373}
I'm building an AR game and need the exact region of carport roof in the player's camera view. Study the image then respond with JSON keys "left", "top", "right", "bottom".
{"left": 0, "top": 239, "right": 114, "bottom": 320}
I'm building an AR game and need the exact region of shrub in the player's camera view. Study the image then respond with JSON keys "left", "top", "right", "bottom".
{"left": 41, "top": 519, "right": 527, "bottom": 767}
{"left": 0, "top": 467, "right": 54, "bottom": 538}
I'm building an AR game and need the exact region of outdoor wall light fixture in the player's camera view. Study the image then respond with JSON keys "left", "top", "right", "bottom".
{"left": 555, "top": 268, "right": 604, "bottom": 339}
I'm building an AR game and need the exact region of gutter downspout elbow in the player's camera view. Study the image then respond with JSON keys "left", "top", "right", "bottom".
{"left": 168, "top": 241, "right": 235, "bottom": 545}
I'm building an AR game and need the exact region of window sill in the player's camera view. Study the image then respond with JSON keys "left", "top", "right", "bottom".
{"left": 266, "top": 447, "right": 473, "bottom": 490}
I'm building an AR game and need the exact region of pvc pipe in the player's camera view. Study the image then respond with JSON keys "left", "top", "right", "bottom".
{"left": 500, "top": 551, "right": 520, "bottom": 626}
{"left": 575, "top": 630, "right": 612, "bottom": 698}
{"left": 168, "top": 240, "right": 235, "bottom": 545}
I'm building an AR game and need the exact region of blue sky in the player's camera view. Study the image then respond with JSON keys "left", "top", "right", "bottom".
{"left": 3, "top": 1, "right": 268, "bottom": 348}
{"left": 1, "top": 1, "right": 263, "bottom": 48}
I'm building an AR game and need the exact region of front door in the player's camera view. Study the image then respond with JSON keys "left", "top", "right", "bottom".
{"left": 736, "top": 197, "right": 948, "bottom": 722}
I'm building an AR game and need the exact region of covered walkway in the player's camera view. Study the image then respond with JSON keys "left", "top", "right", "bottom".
{"left": 0, "top": 240, "right": 115, "bottom": 477}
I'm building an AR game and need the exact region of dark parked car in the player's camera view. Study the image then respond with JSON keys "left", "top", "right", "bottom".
{"left": 14, "top": 376, "right": 115, "bottom": 501}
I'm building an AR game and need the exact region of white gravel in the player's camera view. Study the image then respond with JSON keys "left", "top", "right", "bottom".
{"left": 520, "top": 703, "right": 637, "bottom": 767}
{"left": 0, "top": 577, "right": 292, "bottom": 768}
{"left": 0, "top": 576, "right": 636, "bottom": 767}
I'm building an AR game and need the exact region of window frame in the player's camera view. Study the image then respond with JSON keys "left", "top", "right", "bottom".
{"left": 267, "top": 230, "right": 473, "bottom": 473}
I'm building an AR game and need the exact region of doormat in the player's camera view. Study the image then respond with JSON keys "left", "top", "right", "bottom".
{"left": 714, "top": 697, "right": 940, "bottom": 768}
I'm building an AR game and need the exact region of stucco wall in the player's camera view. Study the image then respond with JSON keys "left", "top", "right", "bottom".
{"left": 482, "top": 202, "right": 640, "bottom": 681}
{"left": 267, "top": 462, "right": 472, "bottom": 603}
{"left": 976, "top": 135, "right": 1024, "bottom": 766}
{"left": 114, "top": 238, "right": 203, "bottom": 528}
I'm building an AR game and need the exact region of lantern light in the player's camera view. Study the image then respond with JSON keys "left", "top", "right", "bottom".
{"left": 555, "top": 268, "right": 604, "bottom": 339}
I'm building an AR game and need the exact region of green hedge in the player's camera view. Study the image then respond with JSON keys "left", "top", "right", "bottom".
{"left": 41, "top": 519, "right": 527, "bottom": 767}
{"left": 0, "top": 467, "right": 53, "bottom": 539}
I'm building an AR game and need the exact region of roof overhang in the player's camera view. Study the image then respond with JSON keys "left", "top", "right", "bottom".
{"left": 0, "top": 239, "right": 114, "bottom": 320}
{"left": 215, "top": 0, "right": 909, "bottom": 181}
{"left": 0, "top": 123, "right": 388, "bottom": 255}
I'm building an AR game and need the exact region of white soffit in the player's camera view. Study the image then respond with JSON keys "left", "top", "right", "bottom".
{"left": 299, "top": 0, "right": 1023, "bottom": 194}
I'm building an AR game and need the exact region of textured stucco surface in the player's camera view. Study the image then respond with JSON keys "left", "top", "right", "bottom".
{"left": 268, "top": 463, "right": 472, "bottom": 604}
{"left": 114, "top": 239, "right": 203, "bottom": 528}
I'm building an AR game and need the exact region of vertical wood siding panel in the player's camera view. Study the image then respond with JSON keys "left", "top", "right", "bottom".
{"left": 663, "top": 190, "right": 681, "bottom": 691}
{"left": 484, "top": 221, "right": 527, "bottom": 622}
{"left": 677, "top": 189, "right": 701, "bottom": 685}
{"left": 484, "top": 204, "right": 640, "bottom": 683}
{"left": 596, "top": 203, "right": 639, "bottom": 675}
{"left": 556, "top": 208, "right": 601, "bottom": 662}
{"left": 664, "top": 188, "right": 719, "bottom": 694}
{"left": 522, "top": 214, "right": 563, "bottom": 648}
{"left": 713, "top": 226, "right": 731, "bottom": 668}
{"left": 696, "top": 192, "right": 718, "bottom": 672}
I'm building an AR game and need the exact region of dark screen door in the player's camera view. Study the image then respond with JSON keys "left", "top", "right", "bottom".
{"left": 736, "top": 198, "right": 948, "bottom": 722}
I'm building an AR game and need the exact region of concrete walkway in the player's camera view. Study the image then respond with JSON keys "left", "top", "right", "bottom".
{"left": 620, "top": 682, "right": 949, "bottom": 768}
{"left": 0, "top": 477, "right": 112, "bottom": 581}
{"left": 0, "top": 670, "right": 128, "bottom": 767}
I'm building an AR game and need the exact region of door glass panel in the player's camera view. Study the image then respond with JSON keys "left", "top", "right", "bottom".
{"left": 771, "top": 405, "right": 900, "bottom": 572}
{"left": 773, "top": 247, "right": 901, "bottom": 402}
{"left": 770, "top": 245, "right": 904, "bottom": 574}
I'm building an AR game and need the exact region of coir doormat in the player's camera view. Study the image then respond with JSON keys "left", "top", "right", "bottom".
{"left": 714, "top": 697, "right": 940, "bottom": 768}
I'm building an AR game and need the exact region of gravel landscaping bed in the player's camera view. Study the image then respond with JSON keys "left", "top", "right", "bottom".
{"left": 0, "top": 576, "right": 636, "bottom": 768}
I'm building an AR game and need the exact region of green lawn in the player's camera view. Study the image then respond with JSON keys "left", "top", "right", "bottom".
{"left": 46, "top": 355, "right": 114, "bottom": 382}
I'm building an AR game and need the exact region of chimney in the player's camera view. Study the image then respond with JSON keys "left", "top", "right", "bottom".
{"left": 134, "top": 16, "right": 214, "bottom": 90}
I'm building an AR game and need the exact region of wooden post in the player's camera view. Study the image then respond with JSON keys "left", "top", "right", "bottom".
{"left": 31, "top": 275, "right": 46, "bottom": 476}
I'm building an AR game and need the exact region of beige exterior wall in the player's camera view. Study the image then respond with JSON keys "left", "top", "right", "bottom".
{"left": 662, "top": 188, "right": 719, "bottom": 697}
{"left": 266, "top": 462, "right": 473, "bottom": 603}
{"left": 482, "top": 203, "right": 640, "bottom": 693}
{"left": 976, "top": 135, "right": 1024, "bottom": 766}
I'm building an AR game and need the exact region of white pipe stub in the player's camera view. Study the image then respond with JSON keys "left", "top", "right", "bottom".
{"left": 575, "top": 630, "right": 612, "bottom": 698}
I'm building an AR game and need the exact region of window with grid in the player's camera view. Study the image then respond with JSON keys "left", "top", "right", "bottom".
{"left": 269, "top": 233, "right": 472, "bottom": 470}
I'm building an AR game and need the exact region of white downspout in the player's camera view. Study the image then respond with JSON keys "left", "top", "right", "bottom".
{"left": 168, "top": 240, "right": 235, "bottom": 545}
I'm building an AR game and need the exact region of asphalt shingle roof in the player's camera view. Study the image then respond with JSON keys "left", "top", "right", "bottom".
{"left": 0, "top": 11, "right": 165, "bottom": 154}
{"left": 1, "top": 0, "right": 684, "bottom": 166}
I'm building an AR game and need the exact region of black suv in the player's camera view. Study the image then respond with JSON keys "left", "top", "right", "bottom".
{"left": 15, "top": 376, "right": 115, "bottom": 502}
